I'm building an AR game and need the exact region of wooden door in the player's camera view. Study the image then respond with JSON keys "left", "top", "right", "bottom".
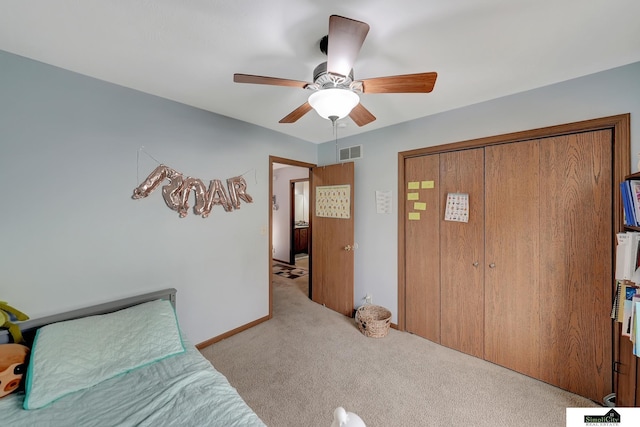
{"left": 537, "top": 130, "right": 612, "bottom": 402}
{"left": 311, "top": 162, "right": 355, "bottom": 317}
{"left": 484, "top": 140, "right": 541, "bottom": 379}
{"left": 440, "top": 148, "right": 485, "bottom": 358}
{"left": 404, "top": 155, "right": 441, "bottom": 341}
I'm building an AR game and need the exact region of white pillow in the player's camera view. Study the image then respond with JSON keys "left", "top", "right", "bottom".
{"left": 23, "top": 299, "right": 185, "bottom": 410}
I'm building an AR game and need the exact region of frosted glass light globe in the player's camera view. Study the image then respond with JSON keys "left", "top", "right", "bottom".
{"left": 308, "top": 89, "right": 359, "bottom": 120}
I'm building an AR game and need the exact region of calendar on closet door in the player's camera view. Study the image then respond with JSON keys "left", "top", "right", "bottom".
{"left": 444, "top": 193, "right": 469, "bottom": 223}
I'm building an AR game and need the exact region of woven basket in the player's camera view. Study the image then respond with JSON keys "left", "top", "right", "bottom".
{"left": 355, "top": 304, "right": 391, "bottom": 338}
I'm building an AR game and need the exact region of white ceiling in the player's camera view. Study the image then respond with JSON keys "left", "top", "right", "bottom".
{"left": 1, "top": 1, "right": 639, "bottom": 144}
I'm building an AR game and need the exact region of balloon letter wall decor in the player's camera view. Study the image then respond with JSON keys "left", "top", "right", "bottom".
{"left": 227, "top": 176, "right": 254, "bottom": 209}
{"left": 132, "top": 165, "right": 253, "bottom": 217}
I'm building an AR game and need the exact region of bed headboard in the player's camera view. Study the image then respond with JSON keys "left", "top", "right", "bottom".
{"left": 0, "top": 288, "right": 177, "bottom": 345}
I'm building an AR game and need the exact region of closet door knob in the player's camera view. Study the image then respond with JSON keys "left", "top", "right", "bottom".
{"left": 489, "top": 263, "right": 496, "bottom": 268}
{"left": 472, "top": 262, "right": 479, "bottom": 267}
{"left": 344, "top": 245, "right": 352, "bottom": 251}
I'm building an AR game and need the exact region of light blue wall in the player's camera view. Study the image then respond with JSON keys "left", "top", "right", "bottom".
{"left": 318, "top": 61, "right": 640, "bottom": 323}
{"left": 3, "top": 48, "right": 638, "bottom": 337}
{"left": 0, "top": 50, "right": 316, "bottom": 344}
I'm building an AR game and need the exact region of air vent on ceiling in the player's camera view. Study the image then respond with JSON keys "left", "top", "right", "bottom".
{"left": 339, "top": 145, "right": 363, "bottom": 162}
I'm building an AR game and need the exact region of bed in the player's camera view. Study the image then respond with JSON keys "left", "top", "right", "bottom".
{"left": 0, "top": 288, "right": 266, "bottom": 426}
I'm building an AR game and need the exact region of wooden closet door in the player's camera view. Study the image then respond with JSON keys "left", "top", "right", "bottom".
{"left": 440, "top": 148, "right": 485, "bottom": 358}
{"left": 404, "top": 154, "right": 441, "bottom": 341}
{"left": 484, "top": 140, "right": 541, "bottom": 379}
{"left": 537, "top": 130, "right": 612, "bottom": 402}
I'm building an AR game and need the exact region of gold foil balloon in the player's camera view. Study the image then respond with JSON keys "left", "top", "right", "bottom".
{"left": 161, "top": 174, "right": 186, "bottom": 217}
{"left": 132, "top": 165, "right": 179, "bottom": 199}
{"left": 181, "top": 177, "right": 208, "bottom": 216}
{"left": 132, "top": 165, "right": 253, "bottom": 217}
{"left": 203, "top": 179, "right": 233, "bottom": 216}
{"left": 227, "top": 176, "right": 254, "bottom": 209}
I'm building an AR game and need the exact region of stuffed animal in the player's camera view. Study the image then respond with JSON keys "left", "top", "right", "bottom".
{"left": 0, "top": 343, "right": 29, "bottom": 398}
{"left": 331, "top": 407, "right": 366, "bottom": 427}
{"left": 0, "top": 301, "right": 29, "bottom": 343}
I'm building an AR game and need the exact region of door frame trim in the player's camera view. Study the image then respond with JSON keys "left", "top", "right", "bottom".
{"left": 397, "top": 113, "right": 630, "bottom": 331}
{"left": 269, "top": 156, "right": 316, "bottom": 319}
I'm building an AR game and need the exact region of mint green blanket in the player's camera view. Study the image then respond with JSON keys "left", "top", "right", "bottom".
{"left": 1, "top": 344, "right": 265, "bottom": 426}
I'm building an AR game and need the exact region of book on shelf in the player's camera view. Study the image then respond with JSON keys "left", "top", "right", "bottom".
{"left": 630, "top": 180, "right": 640, "bottom": 227}
{"left": 622, "top": 285, "right": 638, "bottom": 337}
{"left": 616, "top": 232, "right": 640, "bottom": 280}
{"left": 632, "top": 295, "right": 640, "bottom": 356}
{"left": 621, "top": 181, "right": 638, "bottom": 227}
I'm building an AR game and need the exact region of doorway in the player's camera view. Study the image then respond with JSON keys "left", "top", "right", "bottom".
{"left": 269, "top": 156, "right": 357, "bottom": 320}
{"left": 269, "top": 156, "right": 315, "bottom": 318}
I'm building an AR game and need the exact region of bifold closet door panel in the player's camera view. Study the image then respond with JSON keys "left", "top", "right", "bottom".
{"left": 537, "top": 130, "right": 612, "bottom": 402}
{"left": 404, "top": 154, "right": 441, "bottom": 342}
{"left": 440, "top": 148, "right": 485, "bottom": 358}
{"left": 484, "top": 140, "right": 541, "bottom": 379}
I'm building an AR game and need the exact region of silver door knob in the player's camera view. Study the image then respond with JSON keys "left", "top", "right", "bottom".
{"left": 489, "top": 263, "right": 496, "bottom": 268}
{"left": 472, "top": 261, "right": 479, "bottom": 267}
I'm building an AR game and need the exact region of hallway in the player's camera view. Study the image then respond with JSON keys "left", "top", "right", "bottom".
{"left": 272, "top": 255, "right": 309, "bottom": 298}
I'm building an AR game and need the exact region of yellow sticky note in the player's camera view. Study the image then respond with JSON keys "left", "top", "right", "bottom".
{"left": 408, "top": 212, "right": 420, "bottom": 220}
{"left": 414, "top": 202, "right": 426, "bottom": 211}
{"left": 408, "top": 182, "right": 420, "bottom": 190}
{"left": 421, "top": 180, "right": 434, "bottom": 189}
{"left": 407, "top": 193, "right": 419, "bottom": 200}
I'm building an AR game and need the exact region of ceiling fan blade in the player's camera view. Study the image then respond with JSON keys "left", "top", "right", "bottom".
{"left": 327, "top": 15, "right": 370, "bottom": 77}
{"left": 234, "top": 74, "right": 310, "bottom": 89}
{"left": 279, "top": 102, "right": 313, "bottom": 123}
{"left": 349, "top": 103, "right": 376, "bottom": 127}
{"left": 360, "top": 72, "right": 438, "bottom": 94}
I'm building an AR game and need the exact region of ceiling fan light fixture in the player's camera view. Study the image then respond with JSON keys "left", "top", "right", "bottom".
{"left": 308, "top": 89, "right": 359, "bottom": 121}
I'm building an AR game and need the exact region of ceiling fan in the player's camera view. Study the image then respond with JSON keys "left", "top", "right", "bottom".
{"left": 233, "top": 15, "right": 438, "bottom": 127}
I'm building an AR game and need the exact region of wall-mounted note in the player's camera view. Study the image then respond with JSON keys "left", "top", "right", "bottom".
{"left": 408, "top": 181, "right": 420, "bottom": 190}
{"left": 444, "top": 192, "right": 469, "bottom": 223}
{"left": 407, "top": 193, "right": 419, "bottom": 200}
{"left": 408, "top": 212, "right": 420, "bottom": 220}
{"left": 414, "top": 202, "right": 426, "bottom": 211}
{"left": 421, "top": 180, "right": 434, "bottom": 189}
{"left": 375, "top": 190, "right": 392, "bottom": 214}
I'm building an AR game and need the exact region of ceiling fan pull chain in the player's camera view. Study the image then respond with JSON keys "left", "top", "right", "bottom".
{"left": 332, "top": 116, "right": 339, "bottom": 163}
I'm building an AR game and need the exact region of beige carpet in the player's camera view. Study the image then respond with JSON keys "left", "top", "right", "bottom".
{"left": 200, "top": 274, "right": 598, "bottom": 427}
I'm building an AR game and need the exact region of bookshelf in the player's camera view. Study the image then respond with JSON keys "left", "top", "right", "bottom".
{"left": 618, "top": 171, "right": 640, "bottom": 406}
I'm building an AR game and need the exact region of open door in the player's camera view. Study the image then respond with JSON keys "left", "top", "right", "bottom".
{"left": 311, "top": 162, "right": 355, "bottom": 317}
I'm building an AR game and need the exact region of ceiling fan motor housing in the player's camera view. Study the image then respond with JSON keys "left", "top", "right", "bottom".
{"left": 312, "top": 62, "right": 356, "bottom": 91}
